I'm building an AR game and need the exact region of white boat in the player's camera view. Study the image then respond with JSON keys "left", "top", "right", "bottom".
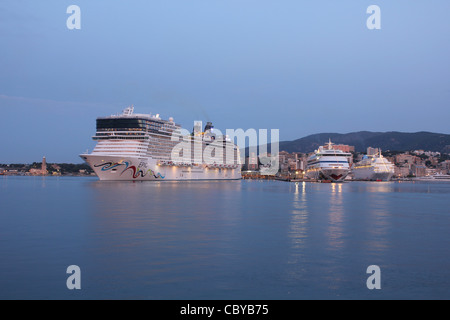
{"left": 80, "top": 106, "right": 242, "bottom": 181}
{"left": 414, "top": 173, "right": 450, "bottom": 181}
{"left": 352, "top": 152, "right": 395, "bottom": 181}
{"left": 305, "top": 140, "right": 351, "bottom": 182}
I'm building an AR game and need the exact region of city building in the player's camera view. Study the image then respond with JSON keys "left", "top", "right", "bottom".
{"left": 367, "top": 147, "right": 380, "bottom": 156}
{"left": 411, "top": 164, "right": 427, "bottom": 177}
{"left": 332, "top": 144, "right": 355, "bottom": 153}
{"left": 439, "top": 160, "right": 450, "bottom": 174}
{"left": 394, "top": 166, "right": 411, "bottom": 178}
{"left": 395, "top": 154, "right": 417, "bottom": 165}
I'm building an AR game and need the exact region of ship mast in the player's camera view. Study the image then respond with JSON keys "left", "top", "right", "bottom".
{"left": 326, "top": 138, "right": 334, "bottom": 150}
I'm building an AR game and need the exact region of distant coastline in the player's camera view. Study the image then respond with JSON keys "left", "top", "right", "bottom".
{"left": 0, "top": 162, "right": 94, "bottom": 177}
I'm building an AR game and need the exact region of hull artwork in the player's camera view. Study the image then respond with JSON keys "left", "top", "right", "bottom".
{"left": 82, "top": 155, "right": 241, "bottom": 181}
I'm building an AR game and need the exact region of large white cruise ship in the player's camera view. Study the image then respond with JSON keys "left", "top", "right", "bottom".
{"left": 352, "top": 152, "right": 395, "bottom": 181}
{"left": 305, "top": 140, "right": 352, "bottom": 182}
{"left": 80, "top": 107, "right": 242, "bottom": 181}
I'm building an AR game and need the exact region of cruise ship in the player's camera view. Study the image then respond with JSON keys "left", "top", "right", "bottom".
{"left": 80, "top": 107, "right": 242, "bottom": 181}
{"left": 352, "top": 152, "right": 395, "bottom": 181}
{"left": 305, "top": 140, "right": 352, "bottom": 182}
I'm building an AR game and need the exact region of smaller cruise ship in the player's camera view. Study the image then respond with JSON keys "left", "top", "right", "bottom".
{"left": 305, "top": 140, "right": 352, "bottom": 182}
{"left": 352, "top": 152, "right": 395, "bottom": 181}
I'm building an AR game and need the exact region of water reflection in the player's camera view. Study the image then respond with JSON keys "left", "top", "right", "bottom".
{"left": 85, "top": 180, "right": 245, "bottom": 290}
{"left": 327, "top": 183, "right": 344, "bottom": 251}
{"left": 88, "top": 180, "right": 244, "bottom": 230}
{"left": 365, "top": 182, "right": 395, "bottom": 194}
{"left": 364, "top": 184, "right": 392, "bottom": 256}
{"left": 1, "top": 177, "right": 450, "bottom": 299}
{"left": 289, "top": 182, "right": 308, "bottom": 253}
{"left": 285, "top": 182, "right": 309, "bottom": 285}
{"left": 1, "top": 175, "right": 7, "bottom": 188}
{"left": 322, "top": 183, "right": 347, "bottom": 291}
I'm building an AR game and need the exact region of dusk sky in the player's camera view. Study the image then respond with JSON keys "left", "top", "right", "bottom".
{"left": 1, "top": 1, "right": 450, "bottom": 163}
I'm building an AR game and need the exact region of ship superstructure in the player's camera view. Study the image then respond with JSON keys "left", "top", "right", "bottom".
{"left": 80, "top": 107, "right": 241, "bottom": 181}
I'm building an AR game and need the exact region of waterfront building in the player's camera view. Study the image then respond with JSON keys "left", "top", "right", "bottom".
{"left": 278, "top": 151, "right": 302, "bottom": 173}
{"left": 439, "top": 160, "right": 450, "bottom": 174}
{"left": 412, "top": 164, "right": 427, "bottom": 177}
{"left": 394, "top": 166, "right": 411, "bottom": 178}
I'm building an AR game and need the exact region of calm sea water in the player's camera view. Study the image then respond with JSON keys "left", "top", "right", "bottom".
{"left": 0, "top": 176, "right": 449, "bottom": 300}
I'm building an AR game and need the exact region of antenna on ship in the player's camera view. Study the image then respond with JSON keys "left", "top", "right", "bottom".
{"left": 123, "top": 105, "right": 134, "bottom": 116}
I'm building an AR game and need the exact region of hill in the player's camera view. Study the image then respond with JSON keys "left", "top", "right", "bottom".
{"left": 245, "top": 131, "right": 450, "bottom": 155}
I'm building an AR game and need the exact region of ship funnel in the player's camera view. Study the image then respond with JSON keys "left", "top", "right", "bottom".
{"left": 204, "top": 122, "right": 214, "bottom": 132}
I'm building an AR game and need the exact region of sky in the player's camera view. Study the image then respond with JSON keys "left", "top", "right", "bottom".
{"left": 1, "top": 1, "right": 449, "bottom": 163}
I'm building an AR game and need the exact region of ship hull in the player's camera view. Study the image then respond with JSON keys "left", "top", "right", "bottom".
{"left": 353, "top": 167, "right": 394, "bottom": 181}
{"left": 306, "top": 168, "right": 350, "bottom": 182}
{"left": 80, "top": 154, "right": 242, "bottom": 181}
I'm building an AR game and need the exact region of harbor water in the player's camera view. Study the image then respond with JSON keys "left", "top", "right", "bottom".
{"left": 0, "top": 176, "right": 449, "bottom": 299}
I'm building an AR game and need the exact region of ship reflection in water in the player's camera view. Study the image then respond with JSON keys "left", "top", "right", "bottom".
{"left": 0, "top": 177, "right": 449, "bottom": 299}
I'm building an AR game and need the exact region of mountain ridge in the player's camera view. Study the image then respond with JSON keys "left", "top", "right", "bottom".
{"left": 244, "top": 131, "right": 450, "bottom": 155}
